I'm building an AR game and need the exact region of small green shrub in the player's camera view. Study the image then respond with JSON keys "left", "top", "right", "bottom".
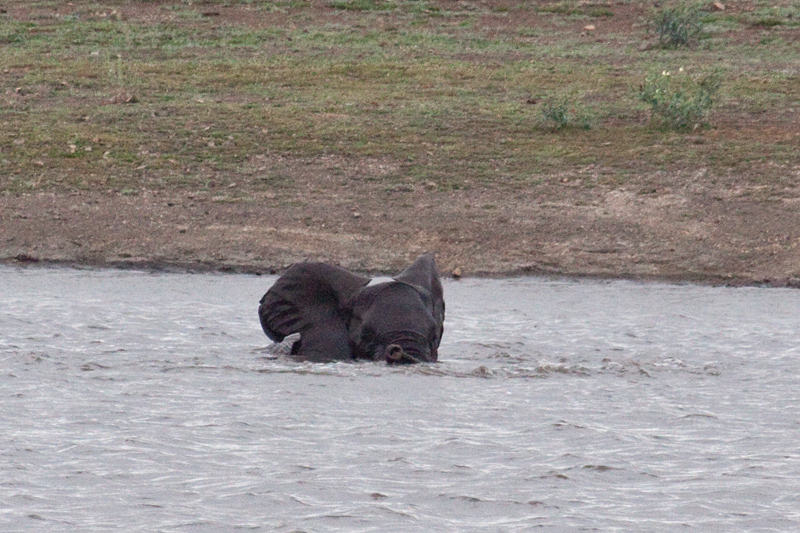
{"left": 538, "top": 94, "right": 596, "bottom": 131}
{"left": 751, "top": 17, "right": 784, "bottom": 28}
{"left": 328, "top": 0, "right": 391, "bottom": 11}
{"left": 650, "top": 2, "right": 704, "bottom": 47}
{"left": 638, "top": 69, "right": 721, "bottom": 130}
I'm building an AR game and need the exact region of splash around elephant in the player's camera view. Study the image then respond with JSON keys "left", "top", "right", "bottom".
{"left": 258, "top": 254, "right": 444, "bottom": 364}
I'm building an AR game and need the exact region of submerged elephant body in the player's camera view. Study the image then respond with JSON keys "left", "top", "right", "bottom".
{"left": 258, "top": 254, "right": 444, "bottom": 364}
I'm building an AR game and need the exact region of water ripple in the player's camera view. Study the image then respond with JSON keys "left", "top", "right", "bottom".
{"left": 1, "top": 267, "right": 799, "bottom": 531}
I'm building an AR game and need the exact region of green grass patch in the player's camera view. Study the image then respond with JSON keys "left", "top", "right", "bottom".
{"left": 329, "top": 0, "right": 393, "bottom": 11}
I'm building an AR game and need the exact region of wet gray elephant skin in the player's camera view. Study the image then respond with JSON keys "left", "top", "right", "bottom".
{"left": 258, "top": 254, "right": 445, "bottom": 364}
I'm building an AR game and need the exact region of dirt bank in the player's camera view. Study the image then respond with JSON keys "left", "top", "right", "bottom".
{"left": 2, "top": 1, "right": 799, "bottom": 284}
{"left": 3, "top": 160, "right": 800, "bottom": 286}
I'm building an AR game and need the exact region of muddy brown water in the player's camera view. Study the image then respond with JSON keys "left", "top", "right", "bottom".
{"left": 1, "top": 266, "right": 799, "bottom": 531}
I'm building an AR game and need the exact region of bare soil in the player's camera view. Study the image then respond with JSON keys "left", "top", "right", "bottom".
{"left": 4, "top": 157, "right": 800, "bottom": 286}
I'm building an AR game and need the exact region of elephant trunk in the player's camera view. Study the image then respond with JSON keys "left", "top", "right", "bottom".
{"left": 385, "top": 344, "right": 422, "bottom": 365}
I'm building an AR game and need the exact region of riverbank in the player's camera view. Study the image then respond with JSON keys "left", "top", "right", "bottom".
{"left": 3, "top": 170, "right": 800, "bottom": 287}
{"left": 2, "top": 1, "right": 799, "bottom": 284}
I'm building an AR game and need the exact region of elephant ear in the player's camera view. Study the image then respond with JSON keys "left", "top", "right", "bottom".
{"left": 258, "top": 263, "right": 371, "bottom": 360}
{"left": 394, "top": 253, "right": 445, "bottom": 323}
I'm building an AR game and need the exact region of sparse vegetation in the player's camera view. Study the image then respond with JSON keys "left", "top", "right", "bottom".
{"left": 328, "top": 0, "right": 392, "bottom": 12}
{"left": 638, "top": 69, "right": 722, "bottom": 130}
{"left": 0, "top": 0, "right": 798, "bottom": 197}
{"left": 538, "top": 94, "right": 596, "bottom": 131}
{"left": 650, "top": 1, "right": 705, "bottom": 47}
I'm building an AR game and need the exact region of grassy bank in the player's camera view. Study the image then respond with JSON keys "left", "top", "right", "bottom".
{"left": 2, "top": 0, "right": 798, "bottom": 198}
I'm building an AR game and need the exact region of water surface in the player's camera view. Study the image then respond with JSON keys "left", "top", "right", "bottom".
{"left": 1, "top": 266, "right": 799, "bottom": 531}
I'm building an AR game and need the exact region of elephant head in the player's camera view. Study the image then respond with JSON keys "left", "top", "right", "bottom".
{"left": 258, "top": 254, "right": 444, "bottom": 364}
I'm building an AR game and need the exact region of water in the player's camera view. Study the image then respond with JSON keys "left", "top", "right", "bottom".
{"left": 1, "top": 266, "right": 799, "bottom": 532}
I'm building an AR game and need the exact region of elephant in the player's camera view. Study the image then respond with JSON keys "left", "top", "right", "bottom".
{"left": 258, "top": 254, "right": 444, "bottom": 364}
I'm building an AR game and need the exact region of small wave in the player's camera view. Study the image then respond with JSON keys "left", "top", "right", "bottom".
{"left": 652, "top": 357, "right": 721, "bottom": 375}
{"left": 373, "top": 504, "right": 417, "bottom": 518}
{"left": 540, "top": 470, "right": 570, "bottom": 480}
{"left": 552, "top": 420, "right": 587, "bottom": 430}
{"left": 451, "top": 495, "right": 482, "bottom": 503}
{"left": 80, "top": 362, "right": 110, "bottom": 371}
{"left": 582, "top": 464, "right": 621, "bottom": 472}
{"left": 680, "top": 412, "right": 719, "bottom": 419}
